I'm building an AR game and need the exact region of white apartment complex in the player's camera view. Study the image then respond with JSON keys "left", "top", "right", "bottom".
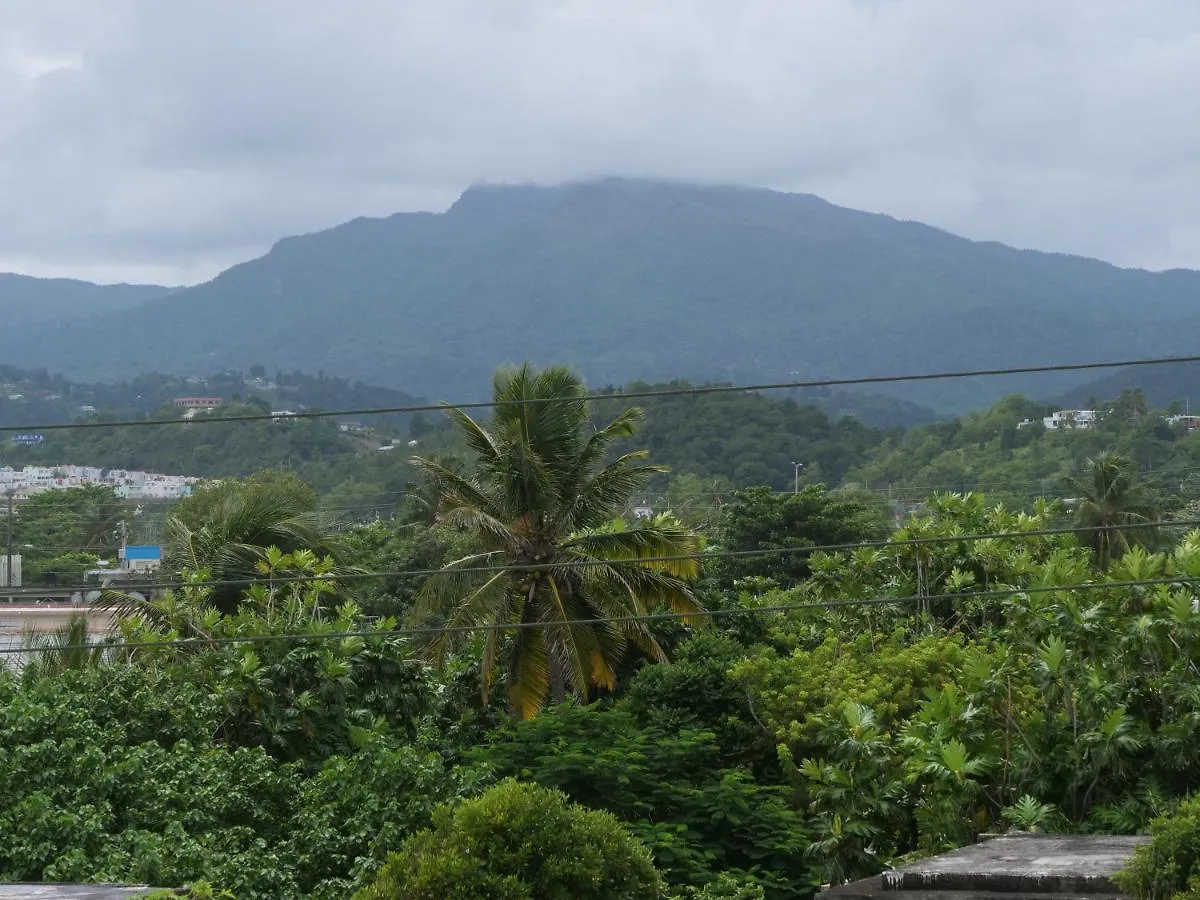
{"left": 1018, "top": 409, "right": 1099, "bottom": 430}
{"left": 0, "top": 465, "right": 200, "bottom": 500}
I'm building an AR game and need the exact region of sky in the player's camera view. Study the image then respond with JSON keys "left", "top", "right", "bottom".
{"left": 2, "top": 0, "right": 1199, "bottom": 286}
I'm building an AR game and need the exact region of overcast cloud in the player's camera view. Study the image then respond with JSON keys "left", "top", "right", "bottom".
{"left": 1, "top": 0, "right": 1199, "bottom": 285}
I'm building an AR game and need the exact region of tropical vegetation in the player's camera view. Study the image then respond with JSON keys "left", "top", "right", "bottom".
{"left": 9, "top": 363, "right": 1200, "bottom": 897}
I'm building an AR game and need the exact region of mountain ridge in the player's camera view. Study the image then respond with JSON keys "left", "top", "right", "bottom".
{"left": 5, "top": 178, "right": 1198, "bottom": 411}
{"left": 1, "top": 272, "right": 173, "bottom": 325}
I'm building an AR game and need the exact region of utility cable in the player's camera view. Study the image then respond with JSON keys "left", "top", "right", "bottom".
{"left": 0, "top": 516, "right": 1190, "bottom": 600}
{"left": 4, "top": 573, "right": 1198, "bottom": 656}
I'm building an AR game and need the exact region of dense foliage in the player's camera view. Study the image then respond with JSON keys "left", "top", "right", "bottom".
{"left": 14, "top": 363, "right": 1200, "bottom": 896}
{"left": 1115, "top": 796, "right": 1200, "bottom": 900}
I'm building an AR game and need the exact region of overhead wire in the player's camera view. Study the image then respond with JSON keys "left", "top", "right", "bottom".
{"left": 4, "top": 572, "right": 1199, "bottom": 656}
{"left": 1, "top": 516, "right": 1194, "bottom": 600}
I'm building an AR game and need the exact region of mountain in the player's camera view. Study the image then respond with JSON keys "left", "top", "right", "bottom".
{"left": 0, "top": 273, "right": 172, "bottom": 325}
{"left": 7, "top": 178, "right": 1200, "bottom": 411}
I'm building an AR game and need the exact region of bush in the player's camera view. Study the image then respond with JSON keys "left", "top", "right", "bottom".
{"left": 1114, "top": 795, "right": 1200, "bottom": 900}
{"left": 357, "top": 779, "right": 664, "bottom": 900}
{"left": 673, "top": 873, "right": 767, "bottom": 899}
{"left": 478, "top": 702, "right": 811, "bottom": 896}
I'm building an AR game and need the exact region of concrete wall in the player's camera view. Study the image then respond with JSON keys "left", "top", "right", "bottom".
{"left": 0, "top": 604, "right": 116, "bottom": 667}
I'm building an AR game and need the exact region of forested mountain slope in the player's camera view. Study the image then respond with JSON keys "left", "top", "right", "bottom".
{"left": 0, "top": 272, "right": 170, "bottom": 324}
{"left": 8, "top": 178, "right": 1199, "bottom": 411}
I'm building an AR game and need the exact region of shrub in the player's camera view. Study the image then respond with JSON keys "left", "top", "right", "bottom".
{"left": 1114, "top": 795, "right": 1200, "bottom": 900}
{"left": 356, "top": 779, "right": 664, "bottom": 900}
{"left": 673, "top": 873, "right": 767, "bottom": 899}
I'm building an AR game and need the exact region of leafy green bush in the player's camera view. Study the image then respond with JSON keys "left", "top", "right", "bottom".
{"left": 0, "top": 664, "right": 470, "bottom": 899}
{"left": 1114, "top": 796, "right": 1200, "bottom": 900}
{"left": 733, "top": 628, "right": 976, "bottom": 748}
{"left": 356, "top": 779, "right": 664, "bottom": 900}
{"left": 478, "top": 701, "right": 811, "bottom": 897}
{"left": 285, "top": 732, "right": 486, "bottom": 899}
{"left": 672, "top": 872, "right": 767, "bottom": 899}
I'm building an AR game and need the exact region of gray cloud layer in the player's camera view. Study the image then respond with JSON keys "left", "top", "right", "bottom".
{"left": 2, "top": 0, "right": 1199, "bottom": 284}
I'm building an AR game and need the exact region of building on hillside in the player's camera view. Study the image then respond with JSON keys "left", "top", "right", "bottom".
{"left": 0, "top": 465, "right": 197, "bottom": 500}
{"left": 1166, "top": 414, "right": 1200, "bottom": 432}
{"left": 1042, "top": 409, "right": 1097, "bottom": 430}
{"left": 172, "top": 397, "right": 223, "bottom": 410}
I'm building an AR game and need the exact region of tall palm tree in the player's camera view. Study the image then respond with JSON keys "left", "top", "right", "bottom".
{"left": 411, "top": 364, "right": 703, "bottom": 719}
{"left": 1072, "top": 453, "right": 1159, "bottom": 569}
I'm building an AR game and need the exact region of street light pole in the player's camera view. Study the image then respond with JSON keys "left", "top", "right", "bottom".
{"left": 791, "top": 461, "right": 804, "bottom": 494}
{"left": 4, "top": 489, "right": 14, "bottom": 590}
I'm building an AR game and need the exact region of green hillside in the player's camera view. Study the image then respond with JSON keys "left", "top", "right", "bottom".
{"left": 0, "top": 273, "right": 170, "bottom": 324}
{"left": 9, "top": 179, "right": 1199, "bottom": 411}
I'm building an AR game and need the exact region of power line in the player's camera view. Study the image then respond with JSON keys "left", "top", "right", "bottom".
{"left": 3, "top": 353, "right": 1200, "bottom": 434}
{"left": 5, "top": 572, "right": 1198, "bottom": 657}
{"left": 1, "top": 516, "right": 1188, "bottom": 600}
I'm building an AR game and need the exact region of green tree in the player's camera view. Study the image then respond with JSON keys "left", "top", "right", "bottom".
{"left": 411, "top": 363, "right": 702, "bottom": 719}
{"left": 1112, "top": 388, "right": 1150, "bottom": 426}
{"left": 1072, "top": 453, "right": 1160, "bottom": 568}
{"left": 479, "top": 701, "right": 811, "bottom": 897}
{"left": 163, "top": 474, "right": 344, "bottom": 614}
{"left": 11, "top": 485, "right": 127, "bottom": 584}
{"left": 357, "top": 779, "right": 664, "bottom": 900}
{"left": 714, "top": 485, "right": 890, "bottom": 588}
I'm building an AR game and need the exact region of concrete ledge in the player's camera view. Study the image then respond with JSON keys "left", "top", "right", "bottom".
{"left": 819, "top": 834, "right": 1148, "bottom": 900}
{"left": 0, "top": 887, "right": 154, "bottom": 898}
{"left": 883, "top": 835, "right": 1147, "bottom": 893}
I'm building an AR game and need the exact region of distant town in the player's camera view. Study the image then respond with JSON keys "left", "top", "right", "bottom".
{"left": 0, "top": 464, "right": 200, "bottom": 501}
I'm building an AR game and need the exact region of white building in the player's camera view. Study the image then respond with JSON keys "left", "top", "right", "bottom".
{"left": 1042, "top": 409, "right": 1097, "bottom": 430}
{"left": 0, "top": 465, "right": 199, "bottom": 500}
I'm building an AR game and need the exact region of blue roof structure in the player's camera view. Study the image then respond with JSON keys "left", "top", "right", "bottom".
{"left": 123, "top": 546, "right": 162, "bottom": 562}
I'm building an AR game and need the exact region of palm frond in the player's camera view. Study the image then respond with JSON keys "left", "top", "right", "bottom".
{"left": 418, "top": 569, "right": 512, "bottom": 668}
{"left": 440, "top": 405, "right": 503, "bottom": 468}
{"left": 558, "top": 457, "right": 666, "bottom": 531}
{"left": 409, "top": 458, "right": 506, "bottom": 522}
{"left": 542, "top": 577, "right": 596, "bottom": 696}
{"left": 566, "top": 523, "right": 701, "bottom": 580}
{"left": 508, "top": 622, "right": 551, "bottom": 720}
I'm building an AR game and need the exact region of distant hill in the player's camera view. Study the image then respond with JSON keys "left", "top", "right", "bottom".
{"left": 0, "top": 366, "right": 423, "bottom": 431}
{"left": 1056, "top": 361, "right": 1200, "bottom": 411}
{"left": 0, "top": 273, "right": 171, "bottom": 325}
{"left": 8, "top": 178, "right": 1200, "bottom": 411}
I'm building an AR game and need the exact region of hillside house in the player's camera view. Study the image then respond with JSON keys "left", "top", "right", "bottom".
{"left": 172, "top": 396, "right": 223, "bottom": 410}
{"left": 1042, "top": 409, "right": 1097, "bottom": 430}
{"left": 1167, "top": 414, "right": 1200, "bottom": 432}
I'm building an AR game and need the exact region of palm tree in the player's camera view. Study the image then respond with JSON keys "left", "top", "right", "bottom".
{"left": 1072, "top": 453, "right": 1159, "bottom": 568}
{"left": 1113, "top": 389, "right": 1149, "bottom": 425}
{"left": 164, "top": 483, "right": 345, "bottom": 614}
{"left": 411, "top": 364, "right": 703, "bottom": 719}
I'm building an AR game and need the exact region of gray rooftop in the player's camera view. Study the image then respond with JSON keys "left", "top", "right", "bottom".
{"left": 820, "top": 834, "right": 1149, "bottom": 900}
{"left": 0, "top": 888, "right": 154, "bottom": 899}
